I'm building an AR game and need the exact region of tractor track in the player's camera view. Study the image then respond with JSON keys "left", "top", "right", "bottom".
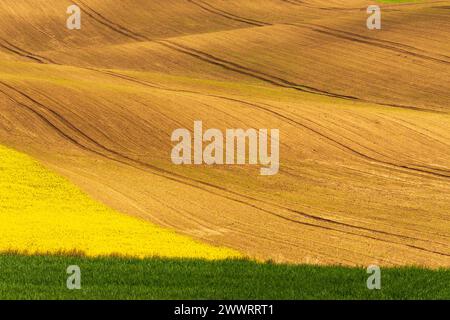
{"left": 289, "top": 23, "right": 450, "bottom": 66}
{"left": 0, "top": 38, "right": 56, "bottom": 64}
{"left": 187, "top": 0, "right": 270, "bottom": 27}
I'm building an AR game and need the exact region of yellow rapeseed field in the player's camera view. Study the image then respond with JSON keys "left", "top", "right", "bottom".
{"left": 0, "top": 144, "right": 240, "bottom": 259}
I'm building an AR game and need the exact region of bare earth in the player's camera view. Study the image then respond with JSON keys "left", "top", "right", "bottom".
{"left": 0, "top": 0, "right": 449, "bottom": 266}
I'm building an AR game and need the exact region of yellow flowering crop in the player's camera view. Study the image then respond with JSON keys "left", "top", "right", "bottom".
{"left": 0, "top": 145, "right": 241, "bottom": 259}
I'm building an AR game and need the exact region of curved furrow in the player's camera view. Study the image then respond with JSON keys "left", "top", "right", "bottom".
{"left": 291, "top": 23, "right": 450, "bottom": 66}
{"left": 296, "top": 110, "right": 450, "bottom": 176}
{"left": 157, "top": 39, "right": 360, "bottom": 99}
{"left": 187, "top": 0, "right": 270, "bottom": 27}
{"left": 279, "top": 0, "right": 305, "bottom": 6}
{"left": 304, "top": 23, "right": 450, "bottom": 64}
{"left": 228, "top": 225, "right": 404, "bottom": 266}
{"left": 0, "top": 38, "right": 54, "bottom": 64}
{"left": 72, "top": 0, "right": 146, "bottom": 41}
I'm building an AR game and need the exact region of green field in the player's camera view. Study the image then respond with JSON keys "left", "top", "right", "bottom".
{"left": 0, "top": 254, "right": 448, "bottom": 300}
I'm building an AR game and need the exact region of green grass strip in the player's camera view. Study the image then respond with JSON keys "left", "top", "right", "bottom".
{"left": 0, "top": 254, "right": 449, "bottom": 300}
